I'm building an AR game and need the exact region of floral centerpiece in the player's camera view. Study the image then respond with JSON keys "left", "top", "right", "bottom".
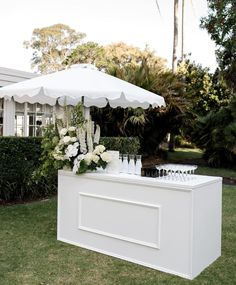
{"left": 52, "top": 120, "right": 111, "bottom": 174}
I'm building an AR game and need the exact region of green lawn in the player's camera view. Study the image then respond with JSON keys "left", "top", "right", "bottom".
{"left": 1, "top": 185, "right": 236, "bottom": 285}
{"left": 167, "top": 148, "right": 203, "bottom": 161}
{"left": 196, "top": 167, "right": 236, "bottom": 179}
{"left": 167, "top": 148, "right": 236, "bottom": 179}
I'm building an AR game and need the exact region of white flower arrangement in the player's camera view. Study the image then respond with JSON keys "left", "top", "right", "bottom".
{"left": 65, "top": 142, "right": 79, "bottom": 158}
{"left": 63, "top": 136, "right": 71, "bottom": 144}
{"left": 93, "top": 144, "right": 106, "bottom": 155}
{"left": 68, "top": 126, "right": 76, "bottom": 132}
{"left": 53, "top": 121, "right": 111, "bottom": 174}
{"left": 100, "top": 152, "right": 112, "bottom": 163}
{"left": 60, "top": 128, "right": 68, "bottom": 136}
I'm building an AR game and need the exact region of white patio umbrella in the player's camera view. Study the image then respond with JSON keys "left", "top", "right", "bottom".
{"left": 0, "top": 64, "right": 165, "bottom": 110}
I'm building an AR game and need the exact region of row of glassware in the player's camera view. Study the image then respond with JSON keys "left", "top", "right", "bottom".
{"left": 119, "top": 154, "right": 142, "bottom": 175}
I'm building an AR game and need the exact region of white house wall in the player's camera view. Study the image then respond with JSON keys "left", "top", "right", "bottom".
{"left": 0, "top": 67, "right": 37, "bottom": 87}
{"left": 0, "top": 67, "right": 38, "bottom": 136}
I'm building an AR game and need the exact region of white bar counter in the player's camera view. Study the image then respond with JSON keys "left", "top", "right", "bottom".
{"left": 57, "top": 170, "right": 222, "bottom": 279}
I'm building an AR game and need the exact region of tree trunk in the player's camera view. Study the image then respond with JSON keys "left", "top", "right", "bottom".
{"left": 168, "top": 132, "right": 175, "bottom": 152}
{"left": 169, "top": 0, "right": 180, "bottom": 151}
{"left": 181, "top": 0, "right": 185, "bottom": 62}
{"left": 172, "top": 0, "right": 179, "bottom": 72}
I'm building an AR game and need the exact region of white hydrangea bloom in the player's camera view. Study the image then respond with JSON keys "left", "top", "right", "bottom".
{"left": 93, "top": 145, "right": 106, "bottom": 155}
{"left": 77, "top": 154, "right": 85, "bottom": 161}
{"left": 92, "top": 154, "right": 99, "bottom": 164}
{"left": 74, "top": 142, "right": 79, "bottom": 147}
{"left": 65, "top": 143, "right": 79, "bottom": 158}
{"left": 68, "top": 126, "right": 76, "bottom": 132}
{"left": 70, "top": 137, "right": 77, "bottom": 142}
{"left": 58, "top": 138, "right": 64, "bottom": 145}
{"left": 84, "top": 153, "right": 93, "bottom": 165}
{"left": 63, "top": 136, "right": 71, "bottom": 144}
{"left": 100, "top": 152, "right": 112, "bottom": 163}
{"left": 60, "top": 128, "right": 68, "bottom": 136}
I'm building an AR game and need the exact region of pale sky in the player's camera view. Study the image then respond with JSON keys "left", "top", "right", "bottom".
{"left": 0, "top": 0, "right": 217, "bottom": 73}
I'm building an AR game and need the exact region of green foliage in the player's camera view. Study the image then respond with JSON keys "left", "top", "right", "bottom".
{"left": 32, "top": 124, "right": 59, "bottom": 191}
{"left": 177, "top": 60, "right": 234, "bottom": 145}
{"left": 92, "top": 59, "right": 188, "bottom": 154}
{"left": 24, "top": 23, "right": 85, "bottom": 73}
{"left": 64, "top": 41, "right": 106, "bottom": 67}
{"left": 77, "top": 159, "right": 88, "bottom": 174}
{"left": 174, "top": 136, "right": 195, "bottom": 148}
{"left": 192, "top": 95, "right": 236, "bottom": 167}
{"left": 70, "top": 102, "right": 86, "bottom": 127}
{"left": 178, "top": 61, "right": 233, "bottom": 116}
{"left": 100, "top": 137, "right": 140, "bottom": 154}
{"left": 0, "top": 137, "right": 56, "bottom": 202}
{"left": 65, "top": 41, "right": 167, "bottom": 73}
{"left": 102, "top": 42, "right": 167, "bottom": 72}
{"left": 201, "top": 0, "right": 236, "bottom": 92}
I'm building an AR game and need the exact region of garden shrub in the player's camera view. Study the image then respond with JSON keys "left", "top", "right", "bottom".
{"left": 0, "top": 137, "right": 56, "bottom": 203}
{"left": 0, "top": 135, "right": 140, "bottom": 203}
{"left": 192, "top": 95, "right": 236, "bottom": 167}
{"left": 100, "top": 137, "right": 140, "bottom": 154}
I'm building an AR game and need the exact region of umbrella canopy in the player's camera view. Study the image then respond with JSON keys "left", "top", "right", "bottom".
{"left": 0, "top": 64, "right": 165, "bottom": 109}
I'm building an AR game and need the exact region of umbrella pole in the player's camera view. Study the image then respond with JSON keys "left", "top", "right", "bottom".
{"left": 81, "top": 96, "right": 91, "bottom": 120}
{"left": 83, "top": 106, "right": 90, "bottom": 120}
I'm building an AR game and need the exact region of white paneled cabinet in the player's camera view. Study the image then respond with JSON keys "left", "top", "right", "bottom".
{"left": 57, "top": 170, "right": 222, "bottom": 279}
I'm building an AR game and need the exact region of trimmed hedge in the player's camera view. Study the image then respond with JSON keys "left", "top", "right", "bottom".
{"left": 0, "top": 137, "right": 56, "bottom": 203}
{"left": 0, "top": 136, "right": 140, "bottom": 203}
{"left": 100, "top": 137, "right": 140, "bottom": 154}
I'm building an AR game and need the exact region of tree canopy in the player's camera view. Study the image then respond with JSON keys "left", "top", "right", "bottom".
{"left": 63, "top": 42, "right": 105, "bottom": 68}
{"left": 65, "top": 41, "right": 167, "bottom": 74}
{"left": 24, "top": 24, "right": 86, "bottom": 74}
{"left": 178, "top": 60, "right": 232, "bottom": 116}
{"left": 201, "top": 0, "right": 236, "bottom": 92}
{"left": 103, "top": 42, "right": 166, "bottom": 71}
